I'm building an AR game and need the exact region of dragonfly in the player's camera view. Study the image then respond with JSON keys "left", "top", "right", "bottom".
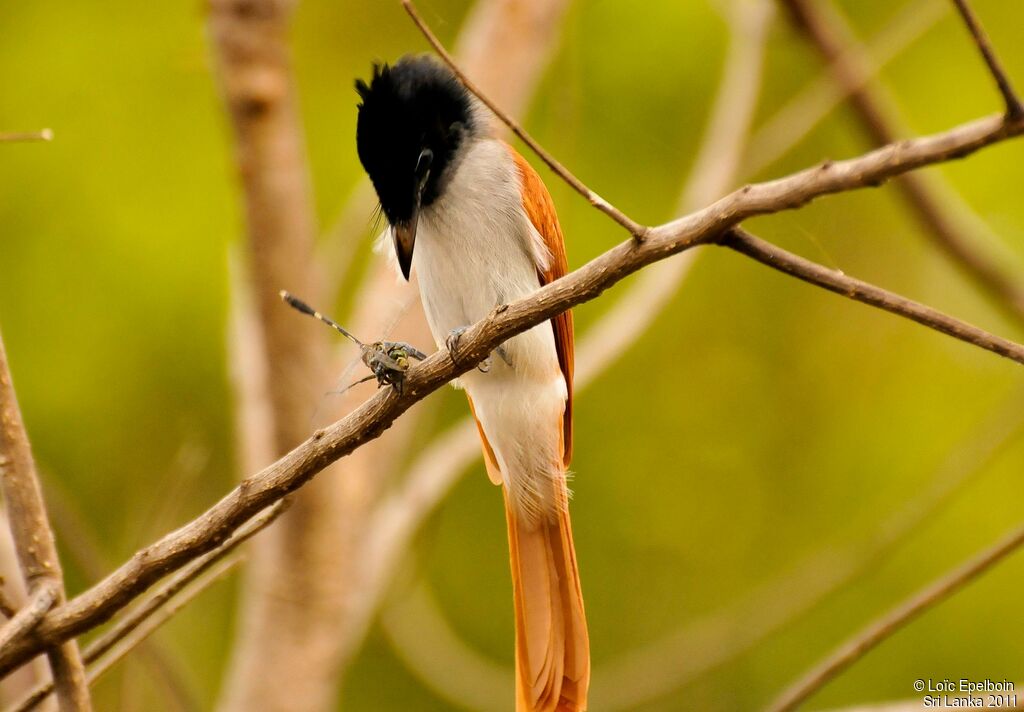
{"left": 280, "top": 290, "right": 426, "bottom": 395}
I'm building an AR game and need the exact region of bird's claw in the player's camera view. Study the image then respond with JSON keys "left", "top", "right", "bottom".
{"left": 446, "top": 326, "right": 492, "bottom": 372}
{"left": 446, "top": 326, "right": 468, "bottom": 364}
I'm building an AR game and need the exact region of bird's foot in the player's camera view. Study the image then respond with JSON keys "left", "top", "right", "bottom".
{"left": 446, "top": 326, "right": 491, "bottom": 373}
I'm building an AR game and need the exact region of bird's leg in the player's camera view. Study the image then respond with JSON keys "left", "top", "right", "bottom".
{"left": 446, "top": 326, "right": 491, "bottom": 372}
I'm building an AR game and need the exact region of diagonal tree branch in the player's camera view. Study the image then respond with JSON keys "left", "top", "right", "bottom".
{"left": 592, "top": 392, "right": 1024, "bottom": 709}
{"left": 718, "top": 226, "right": 1024, "bottom": 361}
{"left": 767, "top": 518, "right": 1024, "bottom": 711}
{"left": 10, "top": 502, "right": 285, "bottom": 712}
{"left": 780, "top": 0, "right": 1024, "bottom": 327}
{"left": 10, "top": 559, "right": 240, "bottom": 712}
{"left": 0, "top": 332, "right": 91, "bottom": 710}
{"left": 949, "top": 0, "right": 1023, "bottom": 118}
{"left": 0, "top": 587, "right": 56, "bottom": 655}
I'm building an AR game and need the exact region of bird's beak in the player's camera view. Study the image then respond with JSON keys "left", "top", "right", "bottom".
{"left": 393, "top": 148, "right": 433, "bottom": 281}
{"left": 393, "top": 208, "right": 418, "bottom": 281}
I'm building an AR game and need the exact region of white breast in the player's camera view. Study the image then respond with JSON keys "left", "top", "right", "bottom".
{"left": 403, "top": 137, "right": 568, "bottom": 519}
{"left": 413, "top": 138, "right": 558, "bottom": 383}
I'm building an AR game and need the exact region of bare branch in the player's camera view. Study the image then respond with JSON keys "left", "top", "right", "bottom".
{"left": 781, "top": 0, "right": 1024, "bottom": 326}
{"left": 400, "top": 0, "right": 649, "bottom": 240}
{"left": 0, "top": 332, "right": 91, "bottom": 710}
{"left": 83, "top": 559, "right": 238, "bottom": 688}
{"left": 768, "top": 520, "right": 1024, "bottom": 711}
{"left": 950, "top": 0, "right": 1023, "bottom": 118}
{"left": 719, "top": 227, "right": 1024, "bottom": 363}
{"left": 88, "top": 502, "right": 284, "bottom": 668}
{"left": 4, "top": 5, "right": 1024, "bottom": 675}
{"left": 8, "top": 503, "right": 283, "bottom": 712}
{"left": 0, "top": 131, "right": 52, "bottom": 143}
{"left": 0, "top": 586, "right": 56, "bottom": 653}
{"left": 9, "top": 559, "right": 239, "bottom": 712}
{"left": 0, "top": 590, "right": 18, "bottom": 620}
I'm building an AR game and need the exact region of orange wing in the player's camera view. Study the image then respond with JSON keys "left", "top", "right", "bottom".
{"left": 506, "top": 143, "right": 575, "bottom": 467}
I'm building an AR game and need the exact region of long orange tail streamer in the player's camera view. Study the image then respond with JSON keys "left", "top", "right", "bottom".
{"left": 504, "top": 481, "right": 590, "bottom": 712}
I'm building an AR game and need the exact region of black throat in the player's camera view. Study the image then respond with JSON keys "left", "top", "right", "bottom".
{"left": 355, "top": 55, "right": 476, "bottom": 227}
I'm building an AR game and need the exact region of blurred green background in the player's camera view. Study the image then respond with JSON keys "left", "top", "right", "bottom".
{"left": 2, "top": 0, "right": 1023, "bottom": 709}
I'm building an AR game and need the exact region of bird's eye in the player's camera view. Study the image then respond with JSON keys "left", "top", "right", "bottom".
{"left": 415, "top": 148, "right": 433, "bottom": 182}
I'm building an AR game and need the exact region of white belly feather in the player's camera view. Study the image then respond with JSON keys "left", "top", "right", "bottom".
{"left": 410, "top": 138, "right": 568, "bottom": 520}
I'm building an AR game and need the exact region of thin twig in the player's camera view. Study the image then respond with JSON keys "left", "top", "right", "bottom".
{"left": 8, "top": 502, "right": 283, "bottom": 711}
{"left": 0, "top": 589, "right": 19, "bottom": 620}
{"left": 781, "top": 0, "right": 1024, "bottom": 326}
{"left": 0, "top": 131, "right": 52, "bottom": 143}
{"left": 0, "top": 586, "right": 57, "bottom": 652}
{"left": 768, "top": 519, "right": 1024, "bottom": 711}
{"left": 950, "top": 0, "right": 1023, "bottom": 118}
{"left": 85, "top": 559, "right": 238, "bottom": 685}
{"left": 4, "top": 13, "right": 1024, "bottom": 675}
{"left": 0, "top": 332, "right": 91, "bottom": 709}
{"left": 88, "top": 502, "right": 285, "bottom": 665}
{"left": 719, "top": 226, "right": 1024, "bottom": 362}
{"left": 400, "top": 0, "right": 649, "bottom": 240}
{"left": 8, "top": 558, "right": 240, "bottom": 712}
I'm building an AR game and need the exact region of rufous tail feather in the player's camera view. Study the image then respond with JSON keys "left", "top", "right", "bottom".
{"left": 504, "top": 480, "right": 590, "bottom": 712}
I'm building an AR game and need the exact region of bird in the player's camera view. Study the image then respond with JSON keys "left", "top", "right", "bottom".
{"left": 355, "top": 55, "right": 589, "bottom": 712}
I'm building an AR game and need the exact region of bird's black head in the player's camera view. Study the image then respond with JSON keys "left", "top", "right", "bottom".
{"left": 355, "top": 55, "right": 476, "bottom": 279}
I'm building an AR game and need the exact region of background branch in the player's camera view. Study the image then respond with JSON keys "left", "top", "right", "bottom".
{"left": 950, "top": 0, "right": 1023, "bottom": 117}
{"left": 9, "top": 498, "right": 282, "bottom": 712}
{"left": 768, "top": 518, "right": 1024, "bottom": 711}
{"left": 780, "top": 0, "right": 1024, "bottom": 326}
{"left": 206, "top": 0, "right": 353, "bottom": 708}
{"left": 0, "top": 333, "right": 91, "bottom": 710}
